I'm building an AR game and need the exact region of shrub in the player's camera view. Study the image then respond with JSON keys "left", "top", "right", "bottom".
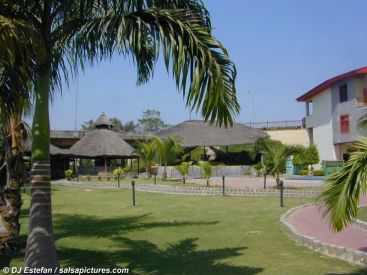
{"left": 299, "top": 169, "right": 309, "bottom": 176}
{"left": 64, "top": 169, "right": 73, "bottom": 180}
{"left": 313, "top": 170, "right": 324, "bottom": 176}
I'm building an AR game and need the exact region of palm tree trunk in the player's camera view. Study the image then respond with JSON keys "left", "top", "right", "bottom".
{"left": 0, "top": 115, "right": 24, "bottom": 252}
{"left": 163, "top": 164, "right": 167, "bottom": 181}
{"left": 206, "top": 179, "right": 209, "bottom": 186}
{"left": 24, "top": 33, "right": 59, "bottom": 269}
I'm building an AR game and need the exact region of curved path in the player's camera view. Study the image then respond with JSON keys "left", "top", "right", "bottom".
{"left": 284, "top": 196, "right": 367, "bottom": 264}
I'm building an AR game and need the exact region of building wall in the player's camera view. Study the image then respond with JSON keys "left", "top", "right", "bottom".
{"left": 305, "top": 88, "right": 336, "bottom": 162}
{"left": 265, "top": 129, "right": 309, "bottom": 147}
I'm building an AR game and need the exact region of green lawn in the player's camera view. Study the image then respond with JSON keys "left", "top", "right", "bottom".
{"left": 357, "top": 207, "right": 367, "bottom": 222}
{"left": 1, "top": 186, "right": 365, "bottom": 275}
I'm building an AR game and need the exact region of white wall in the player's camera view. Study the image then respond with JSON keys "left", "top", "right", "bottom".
{"left": 307, "top": 88, "right": 336, "bottom": 163}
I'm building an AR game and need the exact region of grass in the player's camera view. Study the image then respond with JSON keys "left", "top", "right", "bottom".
{"left": 357, "top": 207, "right": 367, "bottom": 222}
{"left": 1, "top": 186, "right": 366, "bottom": 275}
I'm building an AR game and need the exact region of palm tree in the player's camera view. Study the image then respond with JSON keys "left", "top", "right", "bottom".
{"left": 258, "top": 139, "right": 300, "bottom": 187}
{"left": 1, "top": 0, "right": 239, "bottom": 268}
{"left": 175, "top": 161, "right": 191, "bottom": 184}
{"left": 153, "top": 136, "right": 182, "bottom": 180}
{"left": 134, "top": 140, "right": 157, "bottom": 177}
{"left": 319, "top": 138, "right": 367, "bottom": 231}
{"left": 198, "top": 161, "right": 213, "bottom": 186}
{"left": 0, "top": 22, "right": 34, "bottom": 252}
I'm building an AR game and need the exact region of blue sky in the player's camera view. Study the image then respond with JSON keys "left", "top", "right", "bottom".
{"left": 49, "top": 0, "right": 367, "bottom": 130}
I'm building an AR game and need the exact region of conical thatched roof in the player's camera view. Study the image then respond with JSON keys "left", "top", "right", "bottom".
{"left": 69, "top": 128, "right": 134, "bottom": 158}
{"left": 158, "top": 120, "right": 268, "bottom": 147}
{"left": 95, "top": 112, "right": 112, "bottom": 129}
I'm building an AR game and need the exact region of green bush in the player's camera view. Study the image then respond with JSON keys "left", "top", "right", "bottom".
{"left": 64, "top": 169, "right": 73, "bottom": 179}
{"left": 312, "top": 170, "right": 324, "bottom": 176}
{"left": 299, "top": 169, "right": 308, "bottom": 176}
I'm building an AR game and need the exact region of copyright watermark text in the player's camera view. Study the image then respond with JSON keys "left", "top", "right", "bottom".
{"left": 2, "top": 267, "right": 129, "bottom": 274}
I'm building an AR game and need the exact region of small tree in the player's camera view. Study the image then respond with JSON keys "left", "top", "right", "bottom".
{"left": 153, "top": 136, "right": 183, "bottom": 180}
{"left": 198, "top": 161, "right": 213, "bottom": 186}
{"left": 133, "top": 140, "right": 156, "bottom": 177}
{"left": 113, "top": 167, "right": 125, "bottom": 188}
{"left": 176, "top": 162, "right": 191, "bottom": 184}
{"left": 293, "top": 144, "right": 320, "bottom": 172}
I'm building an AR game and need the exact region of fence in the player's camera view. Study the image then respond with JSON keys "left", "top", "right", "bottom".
{"left": 243, "top": 119, "right": 304, "bottom": 129}
{"left": 157, "top": 165, "right": 254, "bottom": 178}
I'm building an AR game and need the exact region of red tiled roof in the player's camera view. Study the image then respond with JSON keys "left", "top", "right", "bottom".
{"left": 296, "top": 66, "right": 367, "bottom": 102}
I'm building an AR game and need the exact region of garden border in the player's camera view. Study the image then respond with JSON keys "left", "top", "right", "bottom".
{"left": 53, "top": 180, "right": 321, "bottom": 198}
{"left": 280, "top": 203, "right": 367, "bottom": 266}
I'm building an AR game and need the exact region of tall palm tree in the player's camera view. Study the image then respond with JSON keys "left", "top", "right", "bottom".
{"left": 1, "top": 0, "right": 239, "bottom": 269}
{"left": 319, "top": 138, "right": 367, "bottom": 231}
{"left": 153, "top": 136, "right": 182, "bottom": 180}
{"left": 0, "top": 19, "right": 34, "bottom": 252}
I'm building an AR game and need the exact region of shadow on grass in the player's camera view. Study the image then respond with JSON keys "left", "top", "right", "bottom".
{"left": 59, "top": 237, "right": 264, "bottom": 275}
{"left": 53, "top": 213, "right": 218, "bottom": 239}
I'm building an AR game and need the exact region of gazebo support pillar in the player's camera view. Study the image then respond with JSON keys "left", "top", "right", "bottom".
{"left": 104, "top": 158, "right": 107, "bottom": 173}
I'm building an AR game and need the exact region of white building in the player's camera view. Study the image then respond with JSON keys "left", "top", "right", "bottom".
{"left": 297, "top": 67, "right": 367, "bottom": 164}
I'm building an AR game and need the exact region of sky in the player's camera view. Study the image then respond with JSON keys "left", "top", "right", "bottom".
{"left": 49, "top": 0, "right": 367, "bottom": 130}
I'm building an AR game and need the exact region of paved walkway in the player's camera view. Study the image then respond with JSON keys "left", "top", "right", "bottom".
{"left": 286, "top": 196, "right": 367, "bottom": 252}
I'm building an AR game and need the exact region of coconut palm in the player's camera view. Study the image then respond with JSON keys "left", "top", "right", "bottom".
{"left": 258, "top": 139, "right": 300, "bottom": 187}
{"left": 1, "top": 0, "right": 239, "bottom": 268}
{"left": 175, "top": 161, "right": 191, "bottom": 184}
{"left": 0, "top": 25, "right": 34, "bottom": 252}
{"left": 319, "top": 138, "right": 367, "bottom": 231}
{"left": 198, "top": 161, "right": 213, "bottom": 186}
{"left": 134, "top": 140, "right": 157, "bottom": 177}
{"left": 153, "top": 136, "right": 182, "bottom": 180}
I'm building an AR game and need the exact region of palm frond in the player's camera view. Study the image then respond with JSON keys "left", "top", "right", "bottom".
{"left": 73, "top": 7, "right": 238, "bottom": 126}
{"left": 319, "top": 138, "right": 367, "bottom": 231}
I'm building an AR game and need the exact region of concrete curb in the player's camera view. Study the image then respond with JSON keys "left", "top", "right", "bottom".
{"left": 53, "top": 180, "right": 321, "bottom": 198}
{"left": 280, "top": 203, "right": 367, "bottom": 265}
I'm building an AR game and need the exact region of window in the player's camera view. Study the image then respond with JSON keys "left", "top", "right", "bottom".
{"left": 339, "top": 84, "right": 348, "bottom": 102}
{"left": 340, "top": 114, "right": 350, "bottom": 134}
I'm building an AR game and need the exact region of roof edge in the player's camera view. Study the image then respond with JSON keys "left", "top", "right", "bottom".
{"left": 297, "top": 66, "right": 367, "bottom": 102}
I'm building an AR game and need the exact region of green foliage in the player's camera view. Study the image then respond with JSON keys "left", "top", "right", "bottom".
{"left": 293, "top": 145, "right": 320, "bottom": 167}
{"left": 134, "top": 140, "right": 157, "bottom": 168}
{"left": 175, "top": 161, "right": 192, "bottom": 183}
{"left": 299, "top": 169, "right": 309, "bottom": 176}
{"left": 182, "top": 147, "right": 207, "bottom": 162}
{"left": 252, "top": 162, "right": 264, "bottom": 177}
{"left": 138, "top": 109, "right": 170, "bottom": 133}
{"left": 198, "top": 161, "right": 213, "bottom": 186}
{"left": 257, "top": 138, "right": 301, "bottom": 184}
{"left": 64, "top": 169, "right": 73, "bottom": 178}
{"left": 312, "top": 170, "right": 324, "bottom": 176}
{"left": 319, "top": 138, "right": 367, "bottom": 231}
{"left": 153, "top": 136, "right": 183, "bottom": 166}
{"left": 113, "top": 167, "right": 125, "bottom": 177}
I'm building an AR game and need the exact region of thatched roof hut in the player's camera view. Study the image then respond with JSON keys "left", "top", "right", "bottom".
{"left": 50, "top": 144, "right": 69, "bottom": 156}
{"left": 69, "top": 113, "right": 134, "bottom": 158}
{"left": 158, "top": 120, "right": 268, "bottom": 147}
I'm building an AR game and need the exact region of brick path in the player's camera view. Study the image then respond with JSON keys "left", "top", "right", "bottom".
{"left": 286, "top": 197, "right": 367, "bottom": 252}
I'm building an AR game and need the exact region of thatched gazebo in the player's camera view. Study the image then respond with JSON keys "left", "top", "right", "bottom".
{"left": 158, "top": 120, "right": 268, "bottom": 164}
{"left": 158, "top": 120, "right": 268, "bottom": 147}
{"left": 69, "top": 113, "right": 136, "bottom": 174}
